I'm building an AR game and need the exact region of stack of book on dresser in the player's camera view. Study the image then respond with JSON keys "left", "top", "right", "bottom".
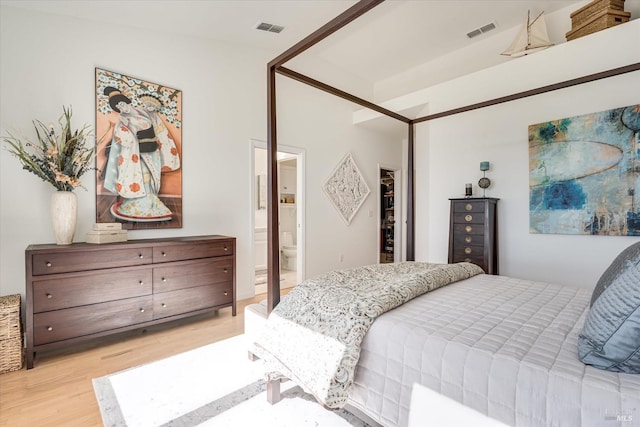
{"left": 86, "top": 222, "right": 128, "bottom": 244}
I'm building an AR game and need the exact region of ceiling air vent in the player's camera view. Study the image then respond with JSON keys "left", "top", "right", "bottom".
{"left": 466, "top": 21, "right": 497, "bottom": 39}
{"left": 255, "top": 22, "right": 284, "bottom": 34}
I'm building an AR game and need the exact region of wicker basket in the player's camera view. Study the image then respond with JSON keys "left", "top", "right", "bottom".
{"left": 566, "top": 8, "right": 631, "bottom": 41}
{"left": 570, "top": 0, "right": 626, "bottom": 27}
{"left": 0, "top": 294, "right": 23, "bottom": 373}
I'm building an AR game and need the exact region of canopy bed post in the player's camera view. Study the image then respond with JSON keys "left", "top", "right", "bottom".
{"left": 407, "top": 122, "right": 415, "bottom": 260}
{"left": 267, "top": 65, "right": 280, "bottom": 314}
{"left": 265, "top": 0, "right": 387, "bottom": 313}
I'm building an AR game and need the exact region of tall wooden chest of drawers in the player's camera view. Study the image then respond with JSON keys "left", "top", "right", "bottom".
{"left": 25, "top": 235, "right": 235, "bottom": 369}
{"left": 448, "top": 198, "right": 498, "bottom": 275}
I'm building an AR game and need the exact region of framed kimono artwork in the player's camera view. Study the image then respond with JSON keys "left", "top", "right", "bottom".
{"left": 95, "top": 68, "right": 182, "bottom": 229}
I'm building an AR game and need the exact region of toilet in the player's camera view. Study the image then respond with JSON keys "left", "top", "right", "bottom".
{"left": 281, "top": 231, "right": 297, "bottom": 270}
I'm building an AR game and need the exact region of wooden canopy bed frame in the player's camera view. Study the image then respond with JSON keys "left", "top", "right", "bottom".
{"left": 264, "top": 0, "right": 640, "bottom": 312}
{"left": 257, "top": 1, "right": 640, "bottom": 425}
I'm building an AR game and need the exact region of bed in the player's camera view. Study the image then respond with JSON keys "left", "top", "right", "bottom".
{"left": 253, "top": 256, "right": 640, "bottom": 427}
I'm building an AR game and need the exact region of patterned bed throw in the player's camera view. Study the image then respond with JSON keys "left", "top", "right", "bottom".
{"left": 253, "top": 261, "right": 483, "bottom": 408}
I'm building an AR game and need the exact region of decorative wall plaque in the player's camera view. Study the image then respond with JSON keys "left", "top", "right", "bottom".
{"left": 322, "top": 153, "right": 370, "bottom": 225}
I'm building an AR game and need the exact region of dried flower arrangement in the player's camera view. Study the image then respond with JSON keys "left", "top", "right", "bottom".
{"left": 2, "top": 106, "right": 97, "bottom": 191}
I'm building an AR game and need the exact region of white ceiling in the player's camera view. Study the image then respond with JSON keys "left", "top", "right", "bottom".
{"left": 2, "top": 1, "right": 585, "bottom": 79}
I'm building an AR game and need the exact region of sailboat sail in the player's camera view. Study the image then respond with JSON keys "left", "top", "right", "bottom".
{"left": 501, "top": 10, "right": 553, "bottom": 57}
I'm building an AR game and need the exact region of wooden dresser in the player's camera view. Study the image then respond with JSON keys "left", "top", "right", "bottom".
{"left": 448, "top": 198, "right": 498, "bottom": 275}
{"left": 25, "top": 235, "right": 235, "bottom": 369}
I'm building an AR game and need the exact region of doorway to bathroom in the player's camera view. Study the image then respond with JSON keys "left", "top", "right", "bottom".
{"left": 251, "top": 140, "right": 305, "bottom": 295}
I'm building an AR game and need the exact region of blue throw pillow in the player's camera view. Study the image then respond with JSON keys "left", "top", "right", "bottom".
{"left": 578, "top": 241, "right": 640, "bottom": 373}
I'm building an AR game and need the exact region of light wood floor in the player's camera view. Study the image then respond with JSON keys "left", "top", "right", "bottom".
{"left": 0, "top": 294, "right": 267, "bottom": 427}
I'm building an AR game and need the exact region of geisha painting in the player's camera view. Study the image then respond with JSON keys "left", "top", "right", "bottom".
{"left": 95, "top": 68, "right": 182, "bottom": 229}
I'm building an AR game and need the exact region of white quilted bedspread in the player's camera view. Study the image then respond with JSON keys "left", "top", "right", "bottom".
{"left": 347, "top": 274, "right": 640, "bottom": 427}
{"left": 254, "top": 262, "right": 483, "bottom": 409}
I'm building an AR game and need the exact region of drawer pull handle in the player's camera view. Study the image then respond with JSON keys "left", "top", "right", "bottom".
{"left": 465, "top": 204, "right": 472, "bottom": 211}
{"left": 224, "top": 246, "right": 228, "bottom": 251}
{"left": 139, "top": 254, "right": 144, "bottom": 259}
{"left": 465, "top": 215, "right": 473, "bottom": 222}
{"left": 47, "top": 326, "right": 53, "bottom": 331}
{"left": 161, "top": 303, "right": 166, "bottom": 308}
{"left": 46, "top": 293, "right": 53, "bottom": 299}
{"left": 464, "top": 237, "right": 472, "bottom": 243}
{"left": 162, "top": 277, "right": 167, "bottom": 282}
{"left": 140, "top": 308, "right": 145, "bottom": 313}
{"left": 139, "top": 281, "right": 144, "bottom": 286}
{"left": 464, "top": 258, "right": 472, "bottom": 262}
{"left": 223, "top": 268, "right": 228, "bottom": 274}
{"left": 46, "top": 262, "right": 52, "bottom": 267}
{"left": 224, "top": 291, "right": 228, "bottom": 296}
{"left": 162, "top": 252, "right": 167, "bottom": 257}
{"left": 465, "top": 226, "right": 472, "bottom": 233}
{"left": 464, "top": 247, "right": 472, "bottom": 254}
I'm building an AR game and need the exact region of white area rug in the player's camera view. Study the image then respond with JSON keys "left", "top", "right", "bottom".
{"left": 93, "top": 334, "right": 372, "bottom": 427}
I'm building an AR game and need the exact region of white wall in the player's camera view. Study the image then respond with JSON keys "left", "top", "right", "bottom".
{"left": 277, "top": 76, "right": 402, "bottom": 278}
{"left": 413, "top": 20, "right": 640, "bottom": 288}
{"left": 0, "top": 5, "right": 402, "bottom": 303}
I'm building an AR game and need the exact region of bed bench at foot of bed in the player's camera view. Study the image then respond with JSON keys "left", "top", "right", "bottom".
{"left": 244, "top": 299, "right": 268, "bottom": 360}
{"left": 244, "top": 300, "right": 287, "bottom": 405}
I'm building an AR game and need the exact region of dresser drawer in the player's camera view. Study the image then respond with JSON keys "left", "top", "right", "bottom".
{"left": 452, "top": 212, "right": 485, "bottom": 224}
{"left": 453, "top": 201, "right": 486, "bottom": 213}
{"left": 31, "top": 247, "right": 153, "bottom": 275}
{"left": 153, "top": 257, "right": 233, "bottom": 293}
{"left": 452, "top": 244, "right": 485, "bottom": 259}
{"left": 33, "top": 295, "right": 153, "bottom": 345}
{"left": 153, "top": 240, "right": 233, "bottom": 263}
{"left": 32, "top": 267, "right": 152, "bottom": 313}
{"left": 153, "top": 283, "right": 233, "bottom": 319}
{"left": 453, "top": 223, "right": 485, "bottom": 235}
{"left": 453, "top": 233, "right": 484, "bottom": 246}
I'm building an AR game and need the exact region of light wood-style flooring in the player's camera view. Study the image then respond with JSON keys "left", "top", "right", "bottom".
{"left": 0, "top": 294, "right": 266, "bottom": 427}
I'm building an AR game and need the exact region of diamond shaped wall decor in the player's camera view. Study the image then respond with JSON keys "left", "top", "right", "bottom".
{"left": 322, "top": 153, "right": 370, "bottom": 225}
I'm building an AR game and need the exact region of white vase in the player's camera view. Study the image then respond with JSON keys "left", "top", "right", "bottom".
{"left": 51, "top": 191, "right": 77, "bottom": 245}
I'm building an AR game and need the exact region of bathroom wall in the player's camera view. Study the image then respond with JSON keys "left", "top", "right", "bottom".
{"left": 254, "top": 147, "right": 268, "bottom": 272}
{"left": 279, "top": 160, "right": 297, "bottom": 248}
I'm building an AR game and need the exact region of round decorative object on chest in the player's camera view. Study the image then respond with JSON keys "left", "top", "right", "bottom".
{"left": 478, "top": 177, "right": 491, "bottom": 189}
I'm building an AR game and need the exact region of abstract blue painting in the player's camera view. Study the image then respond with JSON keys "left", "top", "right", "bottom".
{"left": 529, "top": 104, "right": 640, "bottom": 235}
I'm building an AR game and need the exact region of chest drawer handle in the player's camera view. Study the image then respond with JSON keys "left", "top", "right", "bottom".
{"left": 465, "top": 214, "right": 473, "bottom": 222}
{"left": 224, "top": 246, "right": 228, "bottom": 251}
{"left": 139, "top": 254, "right": 144, "bottom": 259}
{"left": 465, "top": 237, "right": 472, "bottom": 243}
{"left": 464, "top": 247, "right": 472, "bottom": 254}
{"left": 162, "top": 277, "right": 167, "bottom": 282}
{"left": 465, "top": 204, "right": 473, "bottom": 211}
{"left": 464, "top": 258, "right": 472, "bottom": 262}
{"left": 161, "top": 303, "right": 166, "bottom": 308}
{"left": 465, "top": 226, "right": 472, "bottom": 233}
{"left": 162, "top": 252, "right": 167, "bottom": 257}
{"left": 46, "top": 293, "right": 53, "bottom": 299}
{"left": 139, "top": 280, "right": 144, "bottom": 286}
{"left": 139, "top": 308, "right": 145, "bottom": 313}
{"left": 47, "top": 326, "right": 53, "bottom": 331}
{"left": 224, "top": 291, "right": 228, "bottom": 296}
{"left": 223, "top": 268, "right": 228, "bottom": 274}
{"left": 46, "top": 262, "right": 52, "bottom": 267}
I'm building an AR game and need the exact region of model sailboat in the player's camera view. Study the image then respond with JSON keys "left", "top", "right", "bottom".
{"left": 501, "top": 10, "right": 553, "bottom": 57}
